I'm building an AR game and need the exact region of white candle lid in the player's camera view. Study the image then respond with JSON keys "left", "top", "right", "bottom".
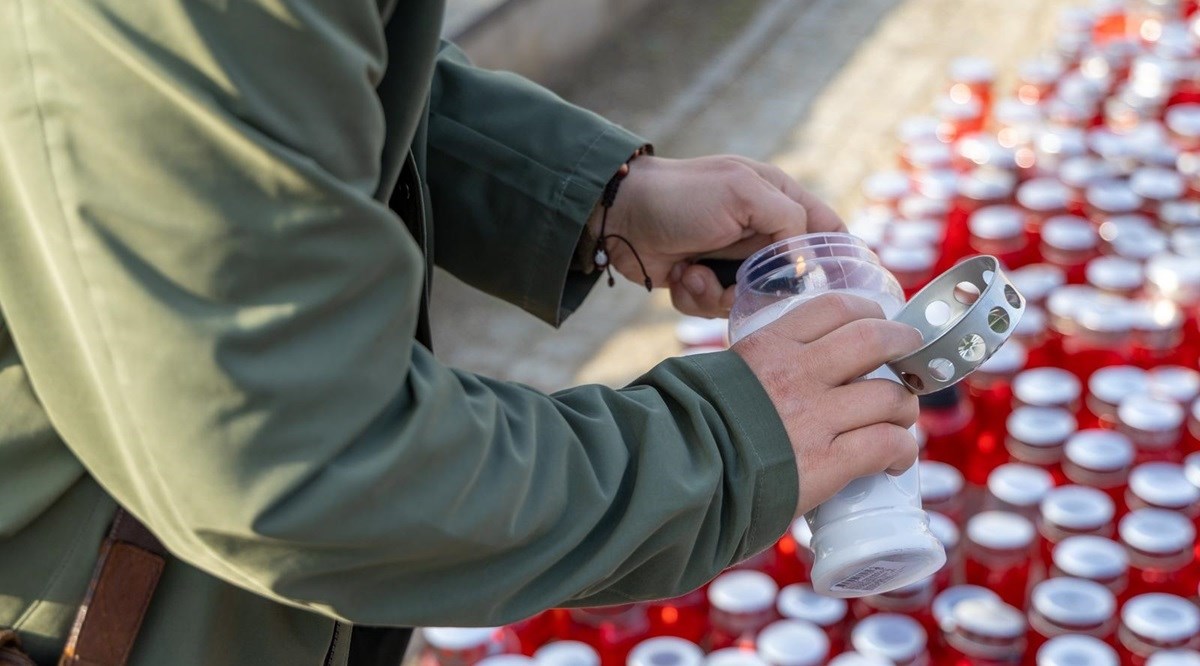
{"left": 1042, "top": 215, "right": 1098, "bottom": 251}
{"left": 1059, "top": 157, "right": 1117, "bottom": 190}
{"left": 915, "top": 169, "right": 958, "bottom": 200}
{"left": 1111, "top": 225, "right": 1168, "bottom": 260}
{"left": 1130, "top": 463, "right": 1200, "bottom": 509}
{"left": 889, "top": 219, "right": 945, "bottom": 246}
{"left": 1086, "top": 256, "right": 1143, "bottom": 292}
{"left": 1036, "top": 635, "right": 1119, "bottom": 666}
{"left": 1035, "top": 127, "right": 1087, "bottom": 159}
{"left": 897, "top": 116, "right": 940, "bottom": 144}
{"left": 987, "top": 464, "right": 1055, "bottom": 508}
{"left": 1160, "top": 200, "right": 1200, "bottom": 229}
{"left": 952, "top": 598, "right": 1026, "bottom": 639}
{"left": 957, "top": 167, "right": 1015, "bottom": 200}
{"left": 1017, "top": 177, "right": 1071, "bottom": 211}
{"left": 1148, "top": 252, "right": 1200, "bottom": 292}
{"left": 479, "top": 656, "right": 535, "bottom": 666}
{"left": 950, "top": 56, "right": 996, "bottom": 83}
{"left": 708, "top": 570, "right": 778, "bottom": 614}
{"left": 1122, "top": 593, "right": 1200, "bottom": 643}
{"left": 919, "top": 461, "right": 964, "bottom": 502}
{"left": 756, "top": 620, "right": 829, "bottom": 666}
{"left": 1119, "top": 393, "right": 1185, "bottom": 432}
{"left": 1149, "top": 366, "right": 1200, "bottom": 404}
{"left": 704, "top": 649, "right": 769, "bottom": 666}
{"left": 1010, "top": 264, "right": 1067, "bottom": 303}
{"left": 1088, "top": 366, "right": 1149, "bottom": 406}
{"left": 968, "top": 510, "right": 1037, "bottom": 549}
{"left": 1007, "top": 406, "right": 1077, "bottom": 446}
{"left": 1046, "top": 285, "right": 1101, "bottom": 321}
{"left": 850, "top": 614, "right": 927, "bottom": 662}
{"left": 1030, "top": 577, "right": 1116, "bottom": 626}
{"left": 1085, "top": 180, "right": 1143, "bottom": 214}
{"left": 879, "top": 244, "right": 936, "bottom": 272}
{"left": 1064, "top": 429, "right": 1134, "bottom": 472}
{"left": 827, "top": 654, "right": 891, "bottom": 666}
{"left": 1017, "top": 367, "right": 1084, "bottom": 408}
{"left": 927, "top": 511, "right": 961, "bottom": 551}
{"left": 1040, "top": 485, "right": 1114, "bottom": 530}
{"left": 1052, "top": 536, "right": 1128, "bottom": 580}
{"left": 1167, "top": 103, "right": 1200, "bottom": 137}
{"left": 535, "top": 642, "right": 601, "bottom": 666}
{"left": 969, "top": 205, "right": 1024, "bottom": 240}
{"left": 1147, "top": 649, "right": 1200, "bottom": 666}
{"left": 628, "top": 639, "right": 704, "bottom": 666}
{"left": 863, "top": 171, "right": 911, "bottom": 201}
{"left": 932, "top": 585, "right": 1001, "bottom": 632}
{"left": 1119, "top": 508, "right": 1195, "bottom": 554}
{"left": 898, "top": 194, "right": 950, "bottom": 221}
{"left": 1184, "top": 452, "right": 1200, "bottom": 488}
{"left": 776, "top": 584, "right": 846, "bottom": 626}
{"left": 1131, "top": 167, "right": 1186, "bottom": 201}
{"left": 424, "top": 627, "right": 501, "bottom": 650}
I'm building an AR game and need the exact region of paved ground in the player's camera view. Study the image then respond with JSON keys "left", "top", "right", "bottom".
{"left": 430, "top": 0, "right": 1079, "bottom": 392}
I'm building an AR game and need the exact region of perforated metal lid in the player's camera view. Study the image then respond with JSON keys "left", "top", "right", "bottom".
{"left": 1053, "top": 536, "right": 1128, "bottom": 579}
{"left": 1131, "top": 167, "right": 1186, "bottom": 201}
{"left": 952, "top": 598, "right": 1026, "bottom": 639}
{"left": 920, "top": 461, "right": 964, "bottom": 503}
{"left": 933, "top": 585, "right": 1001, "bottom": 631}
{"left": 1122, "top": 594, "right": 1200, "bottom": 643}
{"left": 1130, "top": 463, "right": 1200, "bottom": 509}
{"left": 1086, "top": 180, "right": 1144, "bottom": 214}
{"left": 1008, "top": 406, "right": 1077, "bottom": 446}
{"left": 1011, "top": 264, "right": 1067, "bottom": 304}
{"left": 827, "top": 654, "right": 891, "bottom": 666}
{"left": 850, "top": 614, "right": 927, "bottom": 662}
{"left": 1015, "top": 368, "right": 1081, "bottom": 407}
{"left": 1036, "top": 635, "right": 1119, "bottom": 666}
{"left": 703, "top": 649, "right": 768, "bottom": 666}
{"left": 968, "top": 510, "right": 1037, "bottom": 549}
{"left": 987, "top": 464, "right": 1055, "bottom": 508}
{"left": 1089, "top": 366, "right": 1149, "bottom": 406}
{"left": 1119, "top": 393, "right": 1185, "bottom": 432}
{"left": 1086, "top": 256, "right": 1144, "bottom": 292}
{"left": 1040, "top": 485, "right": 1114, "bottom": 530}
{"left": 1064, "top": 429, "right": 1135, "bottom": 471}
{"left": 862, "top": 171, "right": 911, "bottom": 202}
{"left": 1119, "top": 508, "right": 1195, "bottom": 554}
{"left": 1031, "top": 577, "right": 1116, "bottom": 627}
{"left": 927, "top": 511, "right": 961, "bottom": 551}
{"left": 535, "top": 642, "right": 600, "bottom": 666}
{"left": 1017, "top": 177, "right": 1072, "bottom": 211}
{"left": 776, "top": 584, "right": 847, "bottom": 626}
{"left": 708, "top": 570, "right": 778, "bottom": 613}
{"left": 756, "top": 620, "right": 829, "bottom": 666}
{"left": 887, "top": 255, "right": 1025, "bottom": 394}
{"left": 424, "top": 627, "right": 501, "bottom": 650}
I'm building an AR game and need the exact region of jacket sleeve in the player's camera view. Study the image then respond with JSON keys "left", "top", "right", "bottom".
{"left": 426, "top": 42, "right": 646, "bottom": 326}
{"left": 0, "top": 0, "right": 797, "bottom": 626}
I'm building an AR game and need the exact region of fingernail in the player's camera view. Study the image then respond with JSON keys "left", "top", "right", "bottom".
{"left": 684, "top": 273, "right": 706, "bottom": 296}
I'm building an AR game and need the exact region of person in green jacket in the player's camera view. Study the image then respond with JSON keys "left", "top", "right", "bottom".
{"left": 0, "top": 0, "right": 923, "bottom": 663}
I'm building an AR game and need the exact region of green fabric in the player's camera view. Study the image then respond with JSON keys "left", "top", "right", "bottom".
{"left": 0, "top": 0, "right": 799, "bottom": 664}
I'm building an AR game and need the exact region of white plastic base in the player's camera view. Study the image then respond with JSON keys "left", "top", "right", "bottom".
{"left": 809, "top": 507, "right": 946, "bottom": 598}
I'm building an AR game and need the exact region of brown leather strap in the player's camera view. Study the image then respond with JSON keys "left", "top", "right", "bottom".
{"left": 58, "top": 510, "right": 166, "bottom": 666}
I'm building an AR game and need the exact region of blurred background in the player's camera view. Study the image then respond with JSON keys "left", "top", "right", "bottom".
{"left": 431, "top": 0, "right": 1073, "bottom": 392}
{"left": 429, "top": 0, "right": 1070, "bottom": 391}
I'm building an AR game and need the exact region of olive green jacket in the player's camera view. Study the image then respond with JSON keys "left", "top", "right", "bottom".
{"left": 0, "top": 0, "right": 798, "bottom": 663}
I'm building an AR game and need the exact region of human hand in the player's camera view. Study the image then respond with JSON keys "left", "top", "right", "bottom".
{"left": 592, "top": 155, "right": 845, "bottom": 317}
{"left": 731, "top": 293, "right": 924, "bottom": 516}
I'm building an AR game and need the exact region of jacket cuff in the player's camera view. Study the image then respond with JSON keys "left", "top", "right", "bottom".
{"left": 678, "top": 350, "right": 799, "bottom": 560}
{"left": 551, "top": 126, "right": 647, "bottom": 324}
